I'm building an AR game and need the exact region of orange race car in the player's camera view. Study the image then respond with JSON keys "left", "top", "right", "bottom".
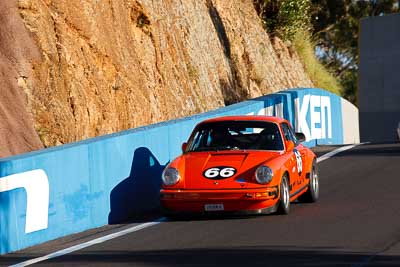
{"left": 160, "top": 116, "right": 319, "bottom": 215}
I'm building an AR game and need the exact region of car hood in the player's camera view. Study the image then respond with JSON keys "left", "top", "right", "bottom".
{"left": 181, "top": 150, "right": 281, "bottom": 189}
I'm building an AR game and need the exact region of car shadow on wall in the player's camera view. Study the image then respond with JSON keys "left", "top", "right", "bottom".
{"left": 108, "top": 147, "right": 167, "bottom": 224}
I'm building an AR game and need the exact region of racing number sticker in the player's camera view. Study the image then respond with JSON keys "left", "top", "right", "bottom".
{"left": 294, "top": 150, "right": 303, "bottom": 175}
{"left": 203, "top": 167, "right": 237, "bottom": 179}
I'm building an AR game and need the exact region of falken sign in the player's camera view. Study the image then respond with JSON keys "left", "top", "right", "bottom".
{"left": 249, "top": 90, "right": 343, "bottom": 146}
{"left": 295, "top": 95, "right": 332, "bottom": 141}
{"left": 0, "top": 88, "right": 348, "bottom": 255}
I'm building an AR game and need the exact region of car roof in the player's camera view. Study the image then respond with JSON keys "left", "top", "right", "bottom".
{"left": 199, "top": 115, "right": 287, "bottom": 124}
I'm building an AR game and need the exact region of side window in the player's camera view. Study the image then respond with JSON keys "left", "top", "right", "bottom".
{"left": 188, "top": 130, "right": 201, "bottom": 150}
{"left": 281, "top": 123, "right": 298, "bottom": 145}
{"left": 188, "top": 129, "right": 209, "bottom": 150}
{"left": 287, "top": 124, "right": 299, "bottom": 145}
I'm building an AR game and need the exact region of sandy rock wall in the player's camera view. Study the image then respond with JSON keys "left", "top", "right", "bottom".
{"left": 0, "top": 0, "right": 43, "bottom": 157}
{"left": 0, "top": 0, "right": 312, "bottom": 156}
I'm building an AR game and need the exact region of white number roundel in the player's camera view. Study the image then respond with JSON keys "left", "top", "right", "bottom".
{"left": 203, "top": 167, "right": 237, "bottom": 179}
{"left": 294, "top": 150, "right": 303, "bottom": 175}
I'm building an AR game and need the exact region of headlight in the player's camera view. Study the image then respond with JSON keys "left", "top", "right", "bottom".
{"left": 162, "top": 167, "right": 181, "bottom": 186}
{"left": 255, "top": 166, "right": 273, "bottom": 184}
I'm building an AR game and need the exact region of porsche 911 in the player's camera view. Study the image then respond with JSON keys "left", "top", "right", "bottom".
{"left": 160, "top": 116, "right": 319, "bottom": 215}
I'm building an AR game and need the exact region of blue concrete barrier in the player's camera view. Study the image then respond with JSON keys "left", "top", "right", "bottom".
{"left": 0, "top": 88, "right": 357, "bottom": 254}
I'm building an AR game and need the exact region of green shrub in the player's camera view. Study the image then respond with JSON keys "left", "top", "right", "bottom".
{"left": 254, "top": 0, "right": 311, "bottom": 41}
{"left": 254, "top": 0, "right": 342, "bottom": 95}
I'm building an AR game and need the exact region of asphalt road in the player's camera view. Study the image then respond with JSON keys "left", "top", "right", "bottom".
{"left": 2, "top": 142, "right": 400, "bottom": 266}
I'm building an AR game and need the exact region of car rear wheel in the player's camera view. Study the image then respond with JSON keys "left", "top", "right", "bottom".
{"left": 299, "top": 160, "right": 319, "bottom": 203}
{"left": 277, "top": 175, "right": 290, "bottom": 215}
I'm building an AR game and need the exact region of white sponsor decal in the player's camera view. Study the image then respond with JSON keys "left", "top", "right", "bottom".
{"left": 0, "top": 169, "right": 49, "bottom": 233}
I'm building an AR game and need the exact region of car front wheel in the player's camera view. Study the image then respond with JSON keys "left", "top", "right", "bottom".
{"left": 277, "top": 175, "right": 290, "bottom": 215}
{"left": 299, "top": 160, "right": 319, "bottom": 203}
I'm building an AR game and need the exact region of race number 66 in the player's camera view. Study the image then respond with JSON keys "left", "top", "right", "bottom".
{"left": 203, "top": 167, "right": 237, "bottom": 179}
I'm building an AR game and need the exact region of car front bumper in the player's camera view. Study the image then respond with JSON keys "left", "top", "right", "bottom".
{"left": 160, "top": 187, "right": 279, "bottom": 215}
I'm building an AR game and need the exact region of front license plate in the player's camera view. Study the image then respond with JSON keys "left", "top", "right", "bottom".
{"left": 204, "top": 204, "right": 224, "bottom": 211}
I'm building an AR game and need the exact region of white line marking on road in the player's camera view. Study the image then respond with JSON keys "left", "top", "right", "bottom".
{"left": 11, "top": 143, "right": 363, "bottom": 266}
{"left": 316, "top": 144, "right": 361, "bottom": 163}
{"left": 10, "top": 218, "right": 166, "bottom": 267}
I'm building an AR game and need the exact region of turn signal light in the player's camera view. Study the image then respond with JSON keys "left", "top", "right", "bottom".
{"left": 255, "top": 192, "right": 269, "bottom": 198}
{"left": 245, "top": 189, "right": 278, "bottom": 199}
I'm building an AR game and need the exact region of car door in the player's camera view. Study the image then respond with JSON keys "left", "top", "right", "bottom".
{"left": 287, "top": 123, "right": 309, "bottom": 184}
{"left": 281, "top": 122, "right": 305, "bottom": 195}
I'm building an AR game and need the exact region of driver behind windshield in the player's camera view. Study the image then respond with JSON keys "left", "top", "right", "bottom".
{"left": 209, "top": 127, "right": 233, "bottom": 148}
{"left": 187, "top": 121, "right": 284, "bottom": 152}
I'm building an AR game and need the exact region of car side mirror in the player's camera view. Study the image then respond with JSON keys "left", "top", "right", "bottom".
{"left": 295, "top": 132, "right": 306, "bottom": 143}
{"left": 285, "top": 140, "right": 295, "bottom": 152}
{"left": 182, "top": 142, "right": 188, "bottom": 153}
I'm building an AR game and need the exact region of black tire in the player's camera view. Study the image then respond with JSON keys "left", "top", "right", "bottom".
{"left": 299, "top": 160, "right": 319, "bottom": 203}
{"left": 277, "top": 175, "right": 290, "bottom": 215}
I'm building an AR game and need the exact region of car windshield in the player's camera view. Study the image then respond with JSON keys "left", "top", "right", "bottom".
{"left": 187, "top": 120, "right": 284, "bottom": 152}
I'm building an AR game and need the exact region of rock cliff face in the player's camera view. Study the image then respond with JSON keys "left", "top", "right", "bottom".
{"left": 0, "top": 0, "right": 43, "bottom": 157}
{"left": 0, "top": 0, "right": 313, "bottom": 157}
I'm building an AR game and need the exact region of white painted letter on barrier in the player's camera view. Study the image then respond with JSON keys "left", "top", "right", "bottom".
{"left": 310, "top": 95, "right": 322, "bottom": 139}
{"left": 321, "top": 96, "right": 332, "bottom": 138}
{"left": 0, "top": 169, "right": 49, "bottom": 233}
{"left": 295, "top": 95, "right": 311, "bottom": 141}
{"left": 295, "top": 94, "right": 332, "bottom": 141}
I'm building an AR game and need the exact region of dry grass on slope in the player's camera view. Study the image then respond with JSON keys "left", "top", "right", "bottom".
{"left": 293, "top": 30, "right": 342, "bottom": 96}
